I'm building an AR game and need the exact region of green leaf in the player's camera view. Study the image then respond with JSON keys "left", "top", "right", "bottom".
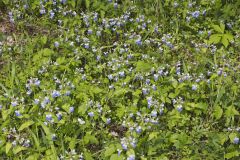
{"left": 209, "top": 34, "right": 222, "bottom": 44}
{"left": 104, "top": 145, "right": 116, "bottom": 157}
{"left": 225, "top": 106, "right": 239, "bottom": 117}
{"left": 6, "top": 142, "right": 12, "bottom": 154}
{"left": 148, "top": 132, "right": 158, "bottom": 141}
{"left": 110, "top": 154, "right": 123, "bottom": 160}
{"left": 213, "top": 106, "right": 223, "bottom": 120}
{"left": 212, "top": 24, "right": 224, "bottom": 33}
{"left": 136, "top": 61, "right": 152, "bottom": 72}
{"left": 224, "top": 33, "right": 234, "bottom": 41}
{"left": 69, "top": 138, "right": 76, "bottom": 150}
{"left": 225, "top": 151, "right": 239, "bottom": 159}
{"left": 220, "top": 23, "right": 225, "bottom": 33}
{"left": 18, "top": 120, "right": 34, "bottom": 131}
{"left": 26, "top": 154, "right": 40, "bottom": 160}
{"left": 229, "top": 133, "right": 237, "bottom": 142}
{"left": 221, "top": 35, "right": 229, "bottom": 47}
{"left": 2, "top": 0, "right": 9, "bottom": 4}
{"left": 85, "top": 0, "right": 90, "bottom": 9}
{"left": 41, "top": 36, "right": 47, "bottom": 45}
{"left": 13, "top": 146, "right": 27, "bottom": 154}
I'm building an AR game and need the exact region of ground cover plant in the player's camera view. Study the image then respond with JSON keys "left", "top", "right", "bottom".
{"left": 0, "top": 0, "right": 240, "bottom": 159}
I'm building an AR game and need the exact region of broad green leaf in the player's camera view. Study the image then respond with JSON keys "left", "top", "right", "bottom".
{"left": 110, "top": 154, "right": 123, "bottom": 160}
{"left": 104, "top": 145, "right": 116, "bottom": 157}
{"left": 229, "top": 133, "right": 237, "bottom": 142}
{"left": 148, "top": 132, "right": 158, "bottom": 141}
{"left": 209, "top": 34, "right": 222, "bottom": 44}
{"left": 212, "top": 24, "right": 224, "bottom": 33}
{"left": 6, "top": 142, "right": 12, "bottom": 154}
{"left": 221, "top": 35, "right": 229, "bottom": 47}
{"left": 2, "top": 0, "right": 9, "bottom": 4}
{"left": 225, "top": 106, "right": 239, "bottom": 117}
{"left": 26, "top": 154, "right": 40, "bottom": 160}
{"left": 69, "top": 138, "right": 76, "bottom": 150}
{"left": 13, "top": 146, "right": 27, "bottom": 154}
{"left": 136, "top": 61, "right": 152, "bottom": 72}
{"left": 220, "top": 23, "right": 225, "bottom": 33}
{"left": 18, "top": 120, "right": 34, "bottom": 131}
{"left": 225, "top": 151, "right": 239, "bottom": 159}
{"left": 213, "top": 106, "right": 223, "bottom": 120}
{"left": 224, "top": 33, "right": 234, "bottom": 41}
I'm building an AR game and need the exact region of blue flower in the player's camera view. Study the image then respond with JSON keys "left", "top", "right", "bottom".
{"left": 176, "top": 104, "right": 183, "bottom": 112}
{"left": 135, "top": 39, "right": 142, "bottom": 46}
{"left": 106, "top": 118, "right": 111, "bottom": 124}
{"left": 87, "top": 29, "right": 93, "bottom": 35}
{"left": 192, "top": 11, "right": 200, "bottom": 18}
{"left": 136, "top": 126, "right": 142, "bottom": 134}
{"left": 192, "top": 84, "right": 197, "bottom": 91}
{"left": 56, "top": 113, "right": 62, "bottom": 121}
{"left": 54, "top": 41, "right": 59, "bottom": 48}
{"left": 46, "top": 114, "right": 52, "bottom": 121}
{"left": 233, "top": 137, "right": 239, "bottom": 144}
{"left": 52, "top": 90, "right": 60, "bottom": 98}
{"left": 11, "top": 101, "right": 18, "bottom": 107}
{"left": 151, "top": 110, "right": 157, "bottom": 117}
{"left": 15, "top": 110, "right": 21, "bottom": 117}
{"left": 69, "top": 107, "right": 74, "bottom": 113}
{"left": 127, "top": 155, "right": 135, "bottom": 160}
{"left": 88, "top": 112, "right": 94, "bottom": 117}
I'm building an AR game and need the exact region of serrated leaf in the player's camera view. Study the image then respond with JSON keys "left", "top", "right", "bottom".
{"left": 209, "top": 34, "right": 222, "bottom": 44}
{"left": 213, "top": 106, "right": 223, "bottom": 120}
{"left": 212, "top": 24, "right": 224, "bottom": 33}
{"left": 220, "top": 23, "right": 225, "bottom": 33}
{"left": 221, "top": 35, "right": 229, "bottom": 47}
{"left": 224, "top": 33, "right": 234, "bottom": 41}
{"left": 6, "top": 142, "right": 12, "bottom": 154}
{"left": 18, "top": 120, "right": 34, "bottom": 131}
{"left": 225, "top": 106, "right": 239, "bottom": 117}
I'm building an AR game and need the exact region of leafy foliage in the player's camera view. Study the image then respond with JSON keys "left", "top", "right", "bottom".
{"left": 0, "top": 0, "right": 240, "bottom": 159}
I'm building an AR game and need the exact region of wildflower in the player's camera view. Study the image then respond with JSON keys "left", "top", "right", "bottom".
{"left": 127, "top": 155, "right": 135, "bottom": 160}
{"left": 52, "top": 90, "right": 61, "bottom": 98}
{"left": 135, "top": 39, "right": 142, "bottom": 46}
{"left": 119, "top": 71, "right": 125, "bottom": 77}
{"left": 88, "top": 112, "right": 94, "bottom": 117}
{"left": 106, "top": 118, "right": 111, "bottom": 124}
{"left": 87, "top": 29, "right": 93, "bottom": 35}
{"left": 192, "top": 11, "right": 200, "bottom": 18}
{"left": 11, "top": 101, "right": 18, "bottom": 107}
{"left": 192, "top": 84, "right": 197, "bottom": 91}
{"left": 52, "top": 134, "right": 57, "bottom": 140}
{"left": 15, "top": 110, "right": 21, "bottom": 117}
{"left": 78, "top": 118, "right": 85, "bottom": 125}
{"left": 69, "top": 106, "right": 74, "bottom": 113}
{"left": 151, "top": 110, "right": 158, "bottom": 117}
{"left": 56, "top": 113, "right": 62, "bottom": 120}
{"left": 49, "top": 10, "right": 55, "bottom": 19}
{"left": 233, "top": 137, "right": 239, "bottom": 144}
{"left": 176, "top": 104, "right": 183, "bottom": 112}
{"left": 34, "top": 99, "right": 40, "bottom": 105}
{"left": 54, "top": 41, "right": 59, "bottom": 48}
{"left": 40, "top": 8, "right": 46, "bottom": 14}
{"left": 46, "top": 114, "right": 52, "bottom": 121}
{"left": 136, "top": 126, "right": 142, "bottom": 134}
